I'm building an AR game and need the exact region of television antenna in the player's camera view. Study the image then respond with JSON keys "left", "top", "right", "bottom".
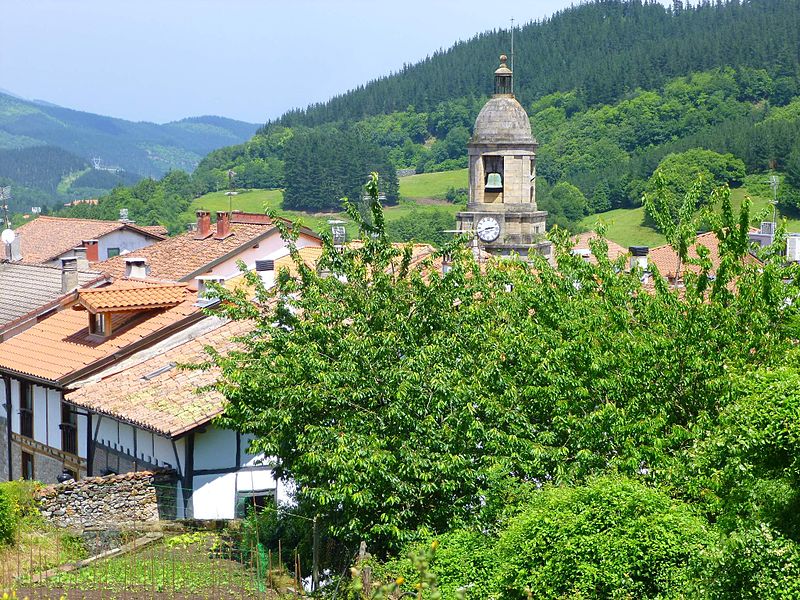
{"left": 0, "top": 186, "right": 14, "bottom": 245}
{"left": 226, "top": 170, "right": 237, "bottom": 213}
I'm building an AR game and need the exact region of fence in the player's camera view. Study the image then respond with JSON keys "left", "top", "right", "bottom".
{"left": 0, "top": 525, "right": 307, "bottom": 599}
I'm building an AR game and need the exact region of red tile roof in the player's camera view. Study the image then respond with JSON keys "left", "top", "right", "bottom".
{"left": 571, "top": 232, "right": 629, "bottom": 264}
{"left": 96, "top": 215, "right": 320, "bottom": 282}
{"left": 66, "top": 317, "right": 252, "bottom": 437}
{"left": 647, "top": 231, "right": 760, "bottom": 280}
{"left": 16, "top": 216, "right": 165, "bottom": 264}
{"left": 76, "top": 283, "right": 186, "bottom": 313}
{"left": 0, "top": 282, "right": 199, "bottom": 384}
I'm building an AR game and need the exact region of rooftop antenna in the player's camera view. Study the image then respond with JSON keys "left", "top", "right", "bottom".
{"left": 510, "top": 18, "right": 515, "bottom": 95}
{"left": 0, "top": 186, "right": 10, "bottom": 230}
{"left": 226, "top": 169, "right": 237, "bottom": 213}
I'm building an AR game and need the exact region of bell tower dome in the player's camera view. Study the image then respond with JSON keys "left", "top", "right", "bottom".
{"left": 456, "top": 55, "right": 551, "bottom": 260}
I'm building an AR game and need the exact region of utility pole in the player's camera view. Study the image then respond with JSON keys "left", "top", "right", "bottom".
{"left": 312, "top": 515, "right": 320, "bottom": 591}
{"left": 770, "top": 175, "right": 780, "bottom": 237}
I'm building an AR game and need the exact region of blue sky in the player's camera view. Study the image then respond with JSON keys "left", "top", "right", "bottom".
{"left": 1, "top": 0, "right": 602, "bottom": 125}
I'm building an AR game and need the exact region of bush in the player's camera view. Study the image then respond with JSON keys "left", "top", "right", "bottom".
{"left": 380, "top": 530, "right": 495, "bottom": 599}
{"left": 0, "top": 488, "right": 17, "bottom": 545}
{"left": 703, "top": 525, "right": 800, "bottom": 599}
{"left": 492, "top": 477, "right": 716, "bottom": 599}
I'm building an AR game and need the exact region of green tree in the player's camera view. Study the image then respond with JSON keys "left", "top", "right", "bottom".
{"left": 208, "top": 173, "right": 799, "bottom": 559}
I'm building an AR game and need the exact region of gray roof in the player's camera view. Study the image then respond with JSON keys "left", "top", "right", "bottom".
{"left": 0, "top": 263, "right": 103, "bottom": 328}
{"left": 471, "top": 96, "right": 535, "bottom": 145}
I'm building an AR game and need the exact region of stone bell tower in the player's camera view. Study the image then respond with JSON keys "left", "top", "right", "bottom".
{"left": 456, "top": 55, "right": 550, "bottom": 259}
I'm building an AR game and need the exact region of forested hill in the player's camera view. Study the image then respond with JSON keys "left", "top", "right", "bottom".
{"left": 0, "top": 91, "right": 259, "bottom": 177}
{"left": 271, "top": 0, "right": 800, "bottom": 129}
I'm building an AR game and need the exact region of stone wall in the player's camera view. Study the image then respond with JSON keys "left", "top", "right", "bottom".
{"left": 38, "top": 469, "right": 177, "bottom": 528}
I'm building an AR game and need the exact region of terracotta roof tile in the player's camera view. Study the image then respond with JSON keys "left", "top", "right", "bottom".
{"left": 66, "top": 318, "right": 253, "bottom": 437}
{"left": 647, "top": 231, "right": 760, "bottom": 280}
{"left": 139, "top": 225, "right": 169, "bottom": 236}
{"left": 16, "top": 216, "right": 165, "bottom": 264}
{"left": 0, "top": 284, "right": 199, "bottom": 383}
{"left": 76, "top": 283, "right": 186, "bottom": 313}
{"left": 95, "top": 221, "right": 285, "bottom": 281}
{"left": 571, "top": 232, "right": 629, "bottom": 264}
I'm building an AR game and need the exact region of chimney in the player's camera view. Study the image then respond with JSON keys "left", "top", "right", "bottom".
{"left": 82, "top": 239, "right": 99, "bottom": 262}
{"left": 119, "top": 208, "right": 130, "bottom": 223}
{"left": 124, "top": 257, "right": 149, "bottom": 279}
{"left": 73, "top": 246, "right": 89, "bottom": 271}
{"left": 629, "top": 246, "right": 649, "bottom": 271}
{"left": 214, "top": 211, "right": 232, "bottom": 240}
{"left": 61, "top": 257, "right": 79, "bottom": 293}
{"left": 255, "top": 259, "right": 275, "bottom": 288}
{"left": 194, "top": 210, "right": 212, "bottom": 240}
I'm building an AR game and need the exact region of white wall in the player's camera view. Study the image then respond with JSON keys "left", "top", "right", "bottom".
{"left": 48, "top": 228, "right": 157, "bottom": 266}
{"left": 188, "top": 231, "right": 320, "bottom": 289}
{"left": 193, "top": 427, "right": 236, "bottom": 471}
{"left": 190, "top": 426, "right": 284, "bottom": 518}
{"left": 97, "top": 229, "right": 158, "bottom": 260}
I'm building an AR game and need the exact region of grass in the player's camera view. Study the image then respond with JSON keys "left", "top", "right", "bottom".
{"left": 580, "top": 206, "right": 666, "bottom": 248}
{"left": 398, "top": 168, "right": 468, "bottom": 200}
{"left": 187, "top": 186, "right": 460, "bottom": 239}
{"left": 581, "top": 184, "right": 800, "bottom": 248}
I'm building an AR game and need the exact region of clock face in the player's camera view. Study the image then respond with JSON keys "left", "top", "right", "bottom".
{"left": 476, "top": 216, "right": 501, "bottom": 242}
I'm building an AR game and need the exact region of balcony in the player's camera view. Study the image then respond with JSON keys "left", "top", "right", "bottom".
{"left": 60, "top": 422, "right": 78, "bottom": 456}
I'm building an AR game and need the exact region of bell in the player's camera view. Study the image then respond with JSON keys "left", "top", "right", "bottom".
{"left": 486, "top": 172, "right": 503, "bottom": 190}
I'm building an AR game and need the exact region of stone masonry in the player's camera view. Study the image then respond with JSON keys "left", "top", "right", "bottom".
{"left": 38, "top": 469, "right": 177, "bottom": 528}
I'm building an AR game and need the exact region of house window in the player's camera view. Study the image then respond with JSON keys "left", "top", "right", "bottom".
{"left": 60, "top": 402, "right": 78, "bottom": 456}
{"left": 235, "top": 489, "right": 277, "bottom": 518}
{"left": 19, "top": 382, "right": 33, "bottom": 439}
{"left": 89, "top": 313, "right": 107, "bottom": 336}
{"left": 21, "top": 452, "right": 34, "bottom": 480}
{"left": 107, "top": 248, "right": 120, "bottom": 258}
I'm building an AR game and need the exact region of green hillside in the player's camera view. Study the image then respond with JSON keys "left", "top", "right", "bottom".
{"left": 186, "top": 177, "right": 462, "bottom": 243}
{"left": 55, "top": 1, "right": 800, "bottom": 247}
{"left": 399, "top": 169, "right": 467, "bottom": 200}
{"left": 581, "top": 185, "right": 800, "bottom": 248}
{"left": 0, "top": 91, "right": 258, "bottom": 178}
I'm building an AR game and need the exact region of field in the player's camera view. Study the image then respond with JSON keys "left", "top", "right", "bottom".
{"left": 188, "top": 171, "right": 799, "bottom": 248}
{"left": 581, "top": 185, "right": 800, "bottom": 248}
{"left": 186, "top": 169, "right": 465, "bottom": 239}
{"left": 398, "top": 168, "right": 468, "bottom": 199}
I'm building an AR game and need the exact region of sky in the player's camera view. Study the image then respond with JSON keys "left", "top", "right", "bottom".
{"left": 1, "top": 0, "right": 599, "bottom": 125}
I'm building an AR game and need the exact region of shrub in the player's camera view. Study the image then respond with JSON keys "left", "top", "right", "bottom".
{"left": 492, "top": 477, "right": 716, "bottom": 599}
{"left": 0, "top": 487, "right": 17, "bottom": 545}
{"left": 703, "top": 525, "right": 800, "bottom": 599}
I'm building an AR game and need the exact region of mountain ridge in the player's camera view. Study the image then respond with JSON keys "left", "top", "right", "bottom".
{"left": 0, "top": 90, "right": 259, "bottom": 177}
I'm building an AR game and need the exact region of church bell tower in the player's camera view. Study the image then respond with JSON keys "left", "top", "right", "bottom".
{"left": 456, "top": 55, "right": 550, "bottom": 259}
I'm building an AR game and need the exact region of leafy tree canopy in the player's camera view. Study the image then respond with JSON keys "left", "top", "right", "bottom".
{"left": 208, "top": 174, "right": 800, "bottom": 567}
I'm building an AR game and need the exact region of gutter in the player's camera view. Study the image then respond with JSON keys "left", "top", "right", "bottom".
{"left": 4, "top": 375, "right": 11, "bottom": 481}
